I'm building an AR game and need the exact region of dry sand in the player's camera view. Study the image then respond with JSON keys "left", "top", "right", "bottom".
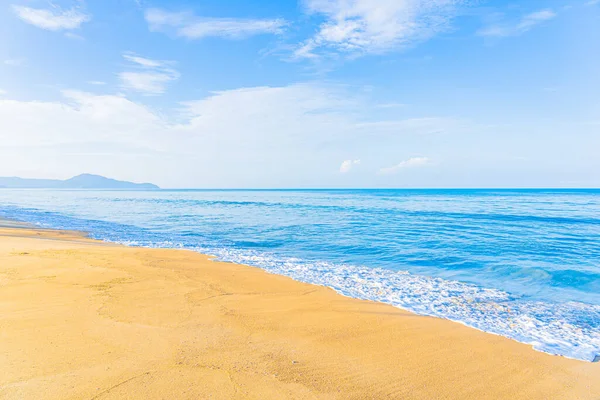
{"left": 0, "top": 225, "right": 598, "bottom": 399}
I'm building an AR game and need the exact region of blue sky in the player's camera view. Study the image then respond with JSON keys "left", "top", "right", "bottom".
{"left": 0, "top": 0, "right": 598, "bottom": 188}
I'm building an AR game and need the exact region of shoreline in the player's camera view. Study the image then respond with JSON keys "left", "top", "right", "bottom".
{"left": 2, "top": 215, "right": 598, "bottom": 363}
{"left": 1, "top": 222, "right": 599, "bottom": 399}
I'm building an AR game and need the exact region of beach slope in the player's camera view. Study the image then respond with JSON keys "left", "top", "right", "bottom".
{"left": 0, "top": 226, "right": 598, "bottom": 399}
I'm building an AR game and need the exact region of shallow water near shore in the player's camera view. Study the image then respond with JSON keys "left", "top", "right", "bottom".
{"left": 1, "top": 188, "right": 599, "bottom": 361}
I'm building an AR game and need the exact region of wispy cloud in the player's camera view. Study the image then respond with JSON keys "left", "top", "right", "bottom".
{"left": 340, "top": 159, "right": 360, "bottom": 173}
{"left": 3, "top": 59, "right": 25, "bottom": 67}
{"left": 145, "top": 8, "right": 287, "bottom": 40}
{"left": 88, "top": 81, "right": 106, "bottom": 86}
{"left": 295, "top": 0, "right": 466, "bottom": 59}
{"left": 11, "top": 5, "right": 90, "bottom": 31}
{"left": 118, "top": 53, "right": 179, "bottom": 96}
{"left": 379, "top": 157, "right": 430, "bottom": 175}
{"left": 375, "top": 102, "right": 407, "bottom": 109}
{"left": 123, "top": 53, "right": 166, "bottom": 68}
{"left": 477, "top": 9, "right": 557, "bottom": 37}
{"left": 354, "top": 117, "right": 464, "bottom": 135}
{"left": 0, "top": 89, "right": 6, "bottom": 96}
{"left": 65, "top": 32, "right": 85, "bottom": 40}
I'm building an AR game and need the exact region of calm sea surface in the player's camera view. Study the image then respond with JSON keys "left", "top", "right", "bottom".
{"left": 1, "top": 189, "right": 599, "bottom": 361}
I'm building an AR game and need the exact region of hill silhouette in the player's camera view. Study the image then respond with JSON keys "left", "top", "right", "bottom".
{"left": 0, "top": 174, "right": 159, "bottom": 189}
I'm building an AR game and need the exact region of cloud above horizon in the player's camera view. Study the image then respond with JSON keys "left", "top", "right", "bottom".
{"left": 1, "top": 82, "right": 597, "bottom": 187}
{"left": 340, "top": 159, "right": 361, "bottom": 173}
{"left": 12, "top": 5, "right": 90, "bottom": 31}
{"left": 4, "top": 59, "right": 26, "bottom": 67}
{"left": 145, "top": 8, "right": 287, "bottom": 40}
{"left": 118, "top": 53, "right": 179, "bottom": 95}
{"left": 295, "top": 0, "right": 465, "bottom": 58}
{"left": 478, "top": 9, "right": 557, "bottom": 37}
{"left": 0, "top": 84, "right": 466, "bottom": 186}
{"left": 379, "top": 157, "right": 431, "bottom": 174}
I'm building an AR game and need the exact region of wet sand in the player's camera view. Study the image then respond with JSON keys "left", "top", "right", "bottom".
{"left": 0, "top": 225, "right": 598, "bottom": 399}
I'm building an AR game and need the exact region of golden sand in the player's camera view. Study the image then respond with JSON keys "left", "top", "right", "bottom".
{"left": 0, "top": 226, "right": 598, "bottom": 399}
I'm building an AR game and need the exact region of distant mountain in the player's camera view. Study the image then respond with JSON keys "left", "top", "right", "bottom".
{"left": 0, "top": 174, "right": 159, "bottom": 190}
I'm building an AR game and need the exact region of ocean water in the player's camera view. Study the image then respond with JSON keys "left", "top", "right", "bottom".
{"left": 0, "top": 189, "right": 599, "bottom": 362}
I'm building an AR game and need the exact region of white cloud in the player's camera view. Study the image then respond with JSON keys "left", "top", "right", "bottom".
{"left": 0, "top": 89, "right": 6, "bottom": 96}
{"left": 145, "top": 8, "right": 287, "bottom": 40}
{"left": 296, "top": 0, "right": 465, "bottom": 58}
{"left": 119, "top": 71, "right": 177, "bottom": 95}
{"left": 379, "top": 157, "right": 430, "bottom": 174}
{"left": 340, "top": 159, "right": 361, "bottom": 173}
{"left": 88, "top": 81, "right": 106, "bottom": 86}
{"left": 4, "top": 59, "right": 25, "bottom": 67}
{"left": 376, "top": 102, "right": 407, "bottom": 109}
{"left": 11, "top": 5, "right": 90, "bottom": 31}
{"left": 0, "top": 91, "right": 162, "bottom": 148}
{"left": 354, "top": 117, "right": 464, "bottom": 135}
{"left": 0, "top": 84, "right": 462, "bottom": 187}
{"left": 123, "top": 54, "right": 165, "bottom": 68}
{"left": 64, "top": 32, "right": 85, "bottom": 40}
{"left": 118, "top": 53, "right": 179, "bottom": 95}
{"left": 477, "top": 9, "right": 557, "bottom": 37}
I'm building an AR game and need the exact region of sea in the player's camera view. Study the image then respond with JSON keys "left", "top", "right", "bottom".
{"left": 0, "top": 188, "right": 598, "bottom": 362}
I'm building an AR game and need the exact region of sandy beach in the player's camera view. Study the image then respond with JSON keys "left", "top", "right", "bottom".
{"left": 0, "top": 224, "right": 598, "bottom": 399}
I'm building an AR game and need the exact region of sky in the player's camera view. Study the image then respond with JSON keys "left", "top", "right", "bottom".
{"left": 0, "top": 0, "right": 598, "bottom": 188}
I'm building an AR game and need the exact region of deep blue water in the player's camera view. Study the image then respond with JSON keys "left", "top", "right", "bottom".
{"left": 1, "top": 189, "right": 599, "bottom": 361}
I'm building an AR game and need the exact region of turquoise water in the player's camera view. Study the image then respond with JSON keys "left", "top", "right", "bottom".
{"left": 1, "top": 189, "right": 599, "bottom": 361}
